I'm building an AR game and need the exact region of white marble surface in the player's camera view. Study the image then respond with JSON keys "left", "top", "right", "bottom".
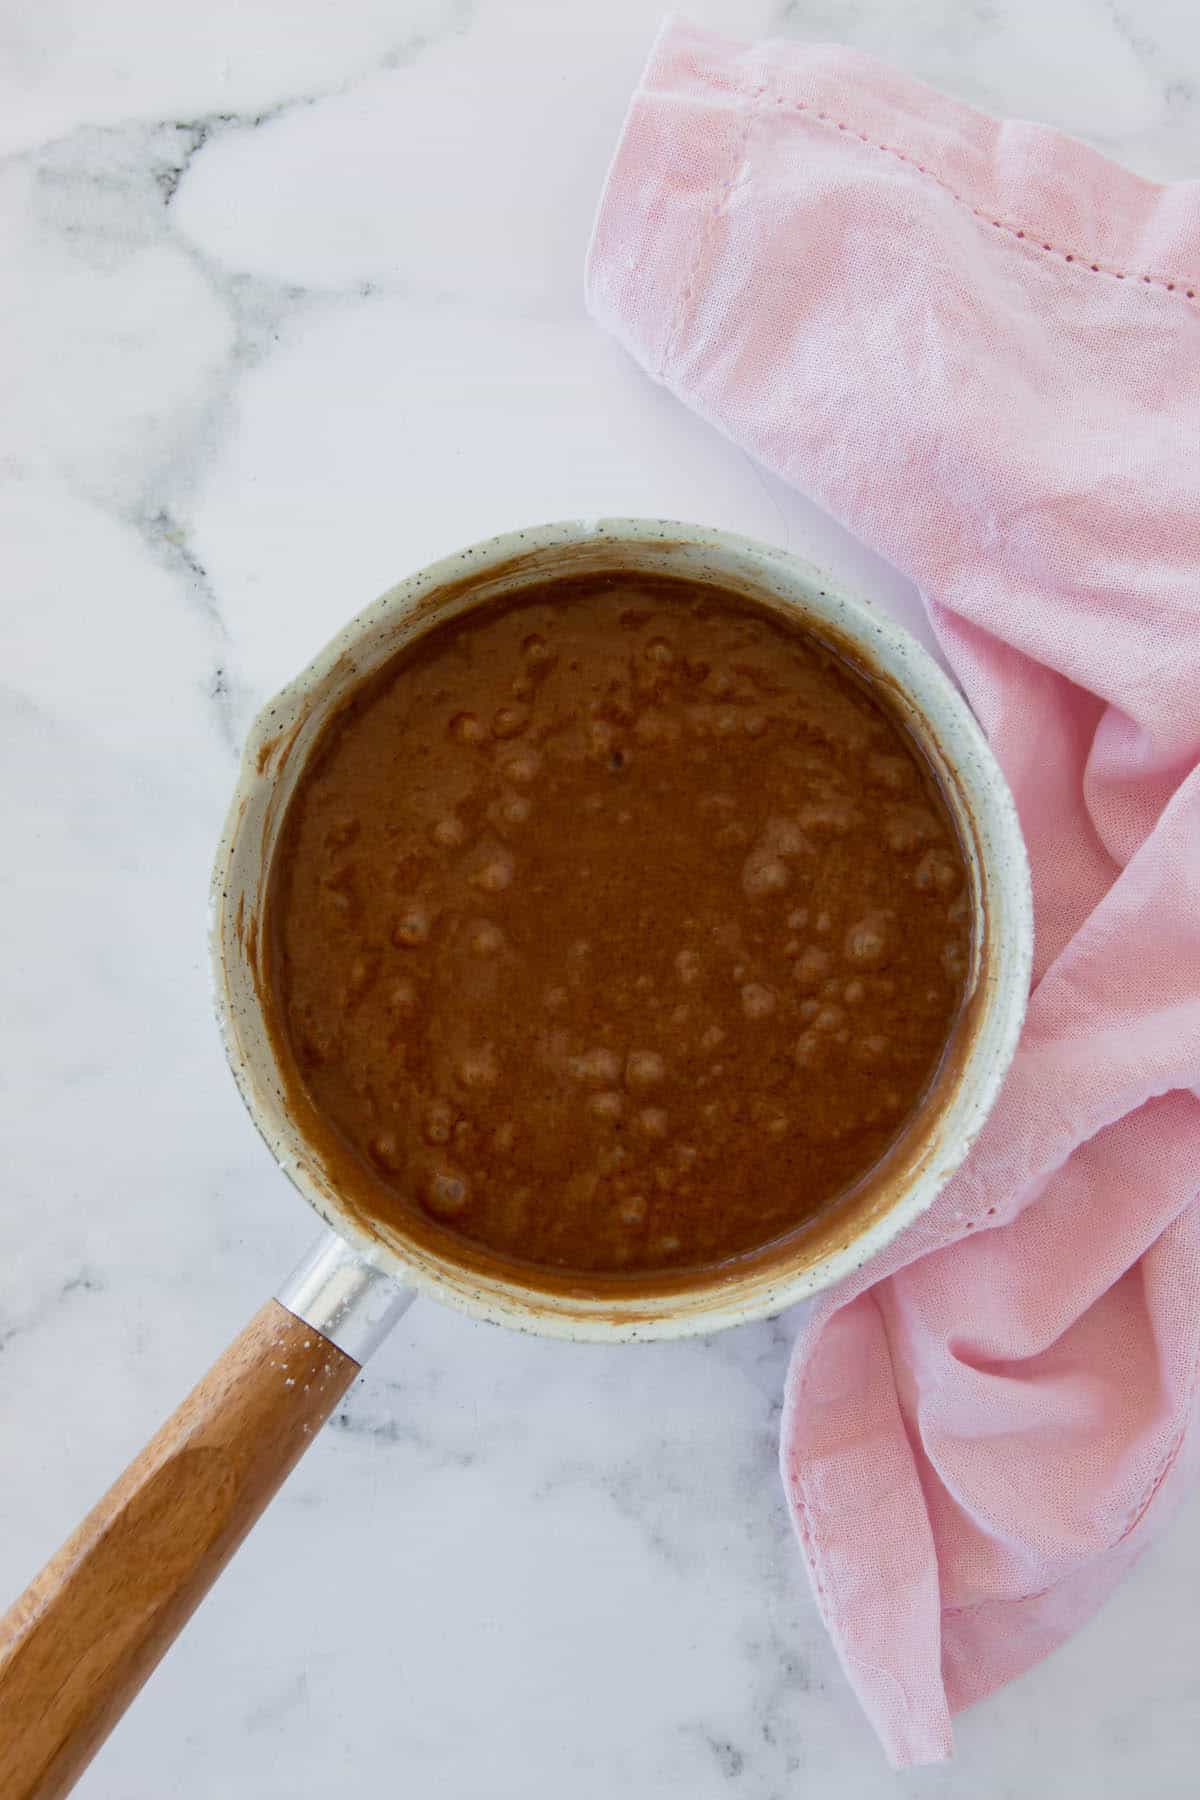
{"left": 2, "top": 2, "right": 1199, "bottom": 1793}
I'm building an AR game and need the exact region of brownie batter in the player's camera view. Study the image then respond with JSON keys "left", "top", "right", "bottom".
{"left": 266, "top": 575, "right": 971, "bottom": 1274}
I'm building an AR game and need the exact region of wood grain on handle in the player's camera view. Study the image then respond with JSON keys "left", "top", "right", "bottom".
{"left": 0, "top": 1300, "right": 359, "bottom": 1800}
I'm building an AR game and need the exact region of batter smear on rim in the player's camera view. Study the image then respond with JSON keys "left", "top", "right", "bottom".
{"left": 267, "top": 574, "right": 970, "bottom": 1274}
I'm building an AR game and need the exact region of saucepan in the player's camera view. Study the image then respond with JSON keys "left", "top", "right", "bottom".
{"left": 0, "top": 520, "right": 1032, "bottom": 1799}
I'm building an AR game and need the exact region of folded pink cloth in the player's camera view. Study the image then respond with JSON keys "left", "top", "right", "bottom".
{"left": 587, "top": 18, "right": 1200, "bottom": 1766}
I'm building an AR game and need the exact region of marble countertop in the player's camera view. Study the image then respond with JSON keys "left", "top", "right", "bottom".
{"left": 3, "top": 2, "right": 1199, "bottom": 1794}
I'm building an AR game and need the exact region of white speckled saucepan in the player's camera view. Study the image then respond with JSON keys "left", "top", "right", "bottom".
{"left": 0, "top": 521, "right": 1031, "bottom": 1796}
{"left": 215, "top": 518, "right": 1033, "bottom": 1341}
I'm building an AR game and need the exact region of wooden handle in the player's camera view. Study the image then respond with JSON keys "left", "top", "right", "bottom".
{"left": 0, "top": 1301, "right": 359, "bottom": 1800}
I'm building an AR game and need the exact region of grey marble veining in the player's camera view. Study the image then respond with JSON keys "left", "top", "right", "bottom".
{"left": 3, "top": 3, "right": 1199, "bottom": 1796}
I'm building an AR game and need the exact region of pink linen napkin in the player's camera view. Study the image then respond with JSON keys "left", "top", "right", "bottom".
{"left": 587, "top": 18, "right": 1200, "bottom": 1766}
